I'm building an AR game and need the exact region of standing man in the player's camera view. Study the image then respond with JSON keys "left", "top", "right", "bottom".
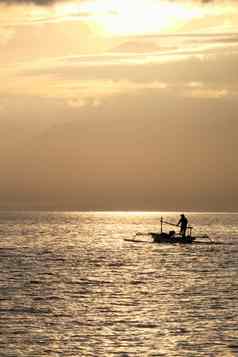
{"left": 177, "top": 214, "right": 188, "bottom": 237}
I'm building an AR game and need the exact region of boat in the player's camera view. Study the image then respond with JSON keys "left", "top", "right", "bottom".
{"left": 132, "top": 217, "right": 211, "bottom": 244}
{"left": 124, "top": 237, "right": 218, "bottom": 245}
{"left": 150, "top": 232, "right": 195, "bottom": 244}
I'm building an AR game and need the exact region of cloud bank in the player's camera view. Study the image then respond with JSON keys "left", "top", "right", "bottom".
{"left": 0, "top": 0, "right": 237, "bottom": 6}
{"left": 0, "top": 0, "right": 54, "bottom": 4}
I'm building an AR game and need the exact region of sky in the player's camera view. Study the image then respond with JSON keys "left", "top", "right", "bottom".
{"left": 1, "top": 0, "right": 238, "bottom": 211}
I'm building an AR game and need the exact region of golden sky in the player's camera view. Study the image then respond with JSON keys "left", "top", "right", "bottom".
{"left": 1, "top": 0, "right": 238, "bottom": 210}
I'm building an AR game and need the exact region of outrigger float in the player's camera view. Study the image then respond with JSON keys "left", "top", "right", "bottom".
{"left": 135, "top": 217, "right": 211, "bottom": 244}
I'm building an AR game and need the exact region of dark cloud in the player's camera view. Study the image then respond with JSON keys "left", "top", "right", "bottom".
{"left": 0, "top": 0, "right": 54, "bottom": 4}
{"left": 0, "top": 0, "right": 55, "bottom": 4}
{"left": 0, "top": 0, "right": 87, "bottom": 5}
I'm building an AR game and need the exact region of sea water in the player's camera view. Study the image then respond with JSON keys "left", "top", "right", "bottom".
{"left": 0, "top": 211, "right": 237, "bottom": 357}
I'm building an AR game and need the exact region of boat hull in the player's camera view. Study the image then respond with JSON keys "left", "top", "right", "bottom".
{"left": 150, "top": 232, "right": 195, "bottom": 244}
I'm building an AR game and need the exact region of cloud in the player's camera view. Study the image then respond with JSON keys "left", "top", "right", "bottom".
{"left": 0, "top": 27, "right": 15, "bottom": 45}
{"left": 0, "top": 0, "right": 55, "bottom": 4}
{"left": 1, "top": 13, "right": 238, "bottom": 105}
{"left": 185, "top": 87, "right": 229, "bottom": 98}
{"left": 15, "top": 32, "right": 238, "bottom": 83}
{"left": 110, "top": 40, "right": 178, "bottom": 53}
{"left": 0, "top": 0, "right": 237, "bottom": 7}
{"left": 2, "top": 67, "right": 237, "bottom": 109}
{"left": 109, "top": 33, "right": 238, "bottom": 59}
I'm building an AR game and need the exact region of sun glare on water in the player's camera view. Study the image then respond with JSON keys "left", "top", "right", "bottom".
{"left": 56, "top": 0, "right": 202, "bottom": 35}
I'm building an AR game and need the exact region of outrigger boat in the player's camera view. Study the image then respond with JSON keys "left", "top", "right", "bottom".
{"left": 150, "top": 232, "right": 195, "bottom": 244}
{"left": 135, "top": 217, "right": 211, "bottom": 244}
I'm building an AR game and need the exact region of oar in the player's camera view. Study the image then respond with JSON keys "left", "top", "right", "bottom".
{"left": 135, "top": 232, "right": 153, "bottom": 236}
{"left": 163, "top": 220, "right": 193, "bottom": 230}
{"left": 163, "top": 220, "right": 178, "bottom": 227}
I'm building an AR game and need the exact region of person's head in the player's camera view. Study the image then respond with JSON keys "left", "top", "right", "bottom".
{"left": 181, "top": 214, "right": 184, "bottom": 217}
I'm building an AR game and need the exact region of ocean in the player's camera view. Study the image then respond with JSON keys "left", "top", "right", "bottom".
{"left": 0, "top": 211, "right": 237, "bottom": 356}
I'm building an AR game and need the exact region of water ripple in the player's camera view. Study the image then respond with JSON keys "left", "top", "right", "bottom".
{"left": 0, "top": 211, "right": 238, "bottom": 356}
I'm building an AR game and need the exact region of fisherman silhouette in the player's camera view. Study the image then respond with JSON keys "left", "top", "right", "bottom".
{"left": 177, "top": 214, "right": 188, "bottom": 237}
